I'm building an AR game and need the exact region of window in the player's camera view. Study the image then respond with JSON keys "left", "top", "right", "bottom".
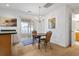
{"left": 21, "top": 22, "right": 33, "bottom": 34}
{"left": 21, "top": 22, "right": 29, "bottom": 34}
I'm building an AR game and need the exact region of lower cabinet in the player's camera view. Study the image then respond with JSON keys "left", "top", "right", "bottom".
{"left": 0, "top": 34, "right": 11, "bottom": 56}
{"left": 75, "top": 32, "right": 79, "bottom": 41}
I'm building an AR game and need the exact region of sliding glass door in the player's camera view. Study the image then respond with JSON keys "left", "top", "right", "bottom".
{"left": 21, "top": 21, "right": 33, "bottom": 40}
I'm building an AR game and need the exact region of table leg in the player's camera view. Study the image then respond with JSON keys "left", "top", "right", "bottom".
{"left": 38, "top": 36, "right": 40, "bottom": 49}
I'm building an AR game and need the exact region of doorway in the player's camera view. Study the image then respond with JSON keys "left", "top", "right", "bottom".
{"left": 71, "top": 14, "right": 79, "bottom": 46}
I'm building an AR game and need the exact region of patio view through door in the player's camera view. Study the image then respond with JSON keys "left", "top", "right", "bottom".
{"left": 20, "top": 21, "right": 33, "bottom": 45}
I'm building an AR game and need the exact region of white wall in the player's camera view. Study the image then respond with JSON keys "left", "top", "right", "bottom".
{"left": 38, "top": 4, "right": 72, "bottom": 47}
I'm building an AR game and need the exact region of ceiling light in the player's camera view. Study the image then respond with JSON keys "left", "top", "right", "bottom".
{"left": 38, "top": 6, "right": 44, "bottom": 23}
{"left": 6, "top": 4, "right": 10, "bottom": 7}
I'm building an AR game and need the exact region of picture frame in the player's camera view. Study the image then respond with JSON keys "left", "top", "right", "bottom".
{"left": 0, "top": 16, "right": 17, "bottom": 27}
{"left": 48, "top": 17, "right": 56, "bottom": 29}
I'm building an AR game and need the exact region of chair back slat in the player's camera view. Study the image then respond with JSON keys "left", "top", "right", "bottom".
{"left": 32, "top": 30, "right": 37, "bottom": 37}
{"left": 45, "top": 31, "right": 52, "bottom": 43}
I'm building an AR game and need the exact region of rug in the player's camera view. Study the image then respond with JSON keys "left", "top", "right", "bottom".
{"left": 21, "top": 39, "right": 33, "bottom": 46}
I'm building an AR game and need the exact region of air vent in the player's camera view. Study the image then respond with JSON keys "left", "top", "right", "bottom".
{"left": 43, "top": 3, "right": 53, "bottom": 8}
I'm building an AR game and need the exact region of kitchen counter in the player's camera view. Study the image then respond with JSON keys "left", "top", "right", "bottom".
{"left": 0, "top": 30, "right": 17, "bottom": 56}
{"left": 0, "top": 31, "right": 17, "bottom": 34}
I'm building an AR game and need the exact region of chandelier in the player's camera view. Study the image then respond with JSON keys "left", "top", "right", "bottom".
{"left": 38, "top": 6, "right": 42, "bottom": 23}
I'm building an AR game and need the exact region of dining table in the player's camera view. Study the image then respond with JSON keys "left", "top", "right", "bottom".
{"left": 36, "top": 33, "right": 46, "bottom": 49}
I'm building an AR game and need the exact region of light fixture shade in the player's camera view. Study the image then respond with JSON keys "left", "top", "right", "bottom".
{"left": 38, "top": 6, "right": 45, "bottom": 23}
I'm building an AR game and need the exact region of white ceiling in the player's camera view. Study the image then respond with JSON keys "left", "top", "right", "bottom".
{"left": 0, "top": 3, "right": 79, "bottom": 16}
{"left": 0, "top": 3, "right": 52, "bottom": 16}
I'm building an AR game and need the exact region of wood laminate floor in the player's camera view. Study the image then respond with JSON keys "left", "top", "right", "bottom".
{"left": 12, "top": 43, "right": 79, "bottom": 56}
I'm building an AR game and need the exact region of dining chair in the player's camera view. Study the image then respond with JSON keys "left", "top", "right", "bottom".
{"left": 40, "top": 31, "right": 52, "bottom": 50}
{"left": 32, "top": 30, "right": 38, "bottom": 46}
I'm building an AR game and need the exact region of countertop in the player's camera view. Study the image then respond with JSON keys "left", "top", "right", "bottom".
{"left": 0, "top": 31, "right": 17, "bottom": 34}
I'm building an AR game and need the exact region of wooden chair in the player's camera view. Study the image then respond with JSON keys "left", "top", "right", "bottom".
{"left": 40, "top": 31, "right": 52, "bottom": 50}
{"left": 32, "top": 30, "right": 38, "bottom": 46}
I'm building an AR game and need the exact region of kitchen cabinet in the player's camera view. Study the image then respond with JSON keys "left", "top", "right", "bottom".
{"left": 0, "top": 31, "right": 16, "bottom": 56}
{"left": 75, "top": 32, "right": 79, "bottom": 41}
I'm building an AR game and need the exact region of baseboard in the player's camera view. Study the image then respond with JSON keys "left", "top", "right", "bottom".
{"left": 50, "top": 41, "right": 69, "bottom": 48}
